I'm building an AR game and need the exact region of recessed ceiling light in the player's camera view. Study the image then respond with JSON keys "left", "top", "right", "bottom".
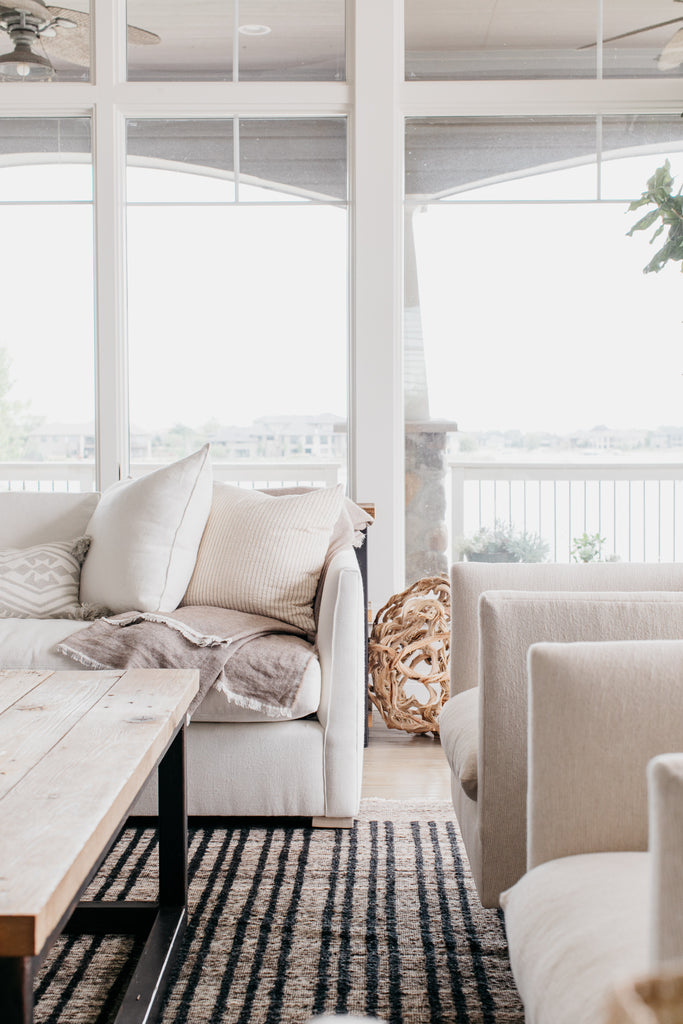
{"left": 238, "top": 24, "right": 271, "bottom": 36}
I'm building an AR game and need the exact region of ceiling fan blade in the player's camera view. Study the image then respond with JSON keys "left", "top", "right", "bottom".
{"left": 47, "top": 6, "right": 159, "bottom": 44}
{"left": 578, "top": 15, "right": 683, "bottom": 50}
{"left": 39, "top": 6, "right": 158, "bottom": 64}
{"left": 658, "top": 25, "right": 683, "bottom": 68}
{"left": 0, "top": 0, "right": 50, "bottom": 19}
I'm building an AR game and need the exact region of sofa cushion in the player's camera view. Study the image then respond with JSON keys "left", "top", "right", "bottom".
{"left": 80, "top": 445, "right": 213, "bottom": 614}
{"left": 501, "top": 851, "right": 649, "bottom": 1024}
{"left": 182, "top": 482, "right": 345, "bottom": 634}
{"left": 438, "top": 687, "right": 479, "bottom": 799}
{"left": 0, "top": 537, "right": 93, "bottom": 620}
{"left": 0, "top": 492, "right": 100, "bottom": 548}
{"left": 0, "top": 618, "right": 91, "bottom": 669}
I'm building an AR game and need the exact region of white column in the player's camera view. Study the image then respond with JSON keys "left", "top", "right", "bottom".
{"left": 350, "top": 0, "right": 405, "bottom": 608}
{"left": 92, "top": 0, "right": 129, "bottom": 490}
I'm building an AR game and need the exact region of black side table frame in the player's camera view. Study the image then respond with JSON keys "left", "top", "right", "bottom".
{"left": 0, "top": 725, "right": 188, "bottom": 1024}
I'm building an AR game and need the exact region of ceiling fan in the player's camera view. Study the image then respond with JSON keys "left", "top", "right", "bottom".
{"left": 579, "top": 2, "right": 683, "bottom": 70}
{"left": 0, "top": 0, "right": 159, "bottom": 79}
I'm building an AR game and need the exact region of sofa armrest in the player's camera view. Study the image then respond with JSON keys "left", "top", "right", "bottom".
{"left": 527, "top": 640, "right": 683, "bottom": 872}
{"left": 315, "top": 546, "right": 365, "bottom": 818}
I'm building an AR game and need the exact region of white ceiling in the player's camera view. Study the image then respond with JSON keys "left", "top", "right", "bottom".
{"left": 14, "top": 0, "right": 683, "bottom": 81}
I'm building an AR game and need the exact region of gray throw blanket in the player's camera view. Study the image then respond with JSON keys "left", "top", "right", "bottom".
{"left": 57, "top": 606, "right": 314, "bottom": 719}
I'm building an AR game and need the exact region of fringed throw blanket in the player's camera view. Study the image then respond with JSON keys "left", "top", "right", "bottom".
{"left": 57, "top": 606, "right": 313, "bottom": 719}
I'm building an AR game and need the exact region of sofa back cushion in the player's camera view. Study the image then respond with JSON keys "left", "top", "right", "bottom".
{"left": 450, "top": 560, "right": 683, "bottom": 697}
{"left": 0, "top": 492, "right": 100, "bottom": 548}
{"left": 182, "top": 482, "right": 345, "bottom": 634}
{"left": 80, "top": 445, "right": 213, "bottom": 614}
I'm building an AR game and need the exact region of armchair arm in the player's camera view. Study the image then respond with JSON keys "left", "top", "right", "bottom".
{"left": 315, "top": 546, "right": 365, "bottom": 818}
{"left": 527, "top": 640, "right": 683, "bottom": 871}
{"left": 648, "top": 752, "right": 683, "bottom": 965}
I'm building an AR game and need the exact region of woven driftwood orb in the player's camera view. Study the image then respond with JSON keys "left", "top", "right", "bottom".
{"left": 368, "top": 575, "right": 450, "bottom": 735}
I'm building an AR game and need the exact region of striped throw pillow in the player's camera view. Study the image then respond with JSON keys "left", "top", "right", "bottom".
{"left": 0, "top": 537, "right": 92, "bottom": 619}
{"left": 182, "top": 483, "right": 345, "bottom": 634}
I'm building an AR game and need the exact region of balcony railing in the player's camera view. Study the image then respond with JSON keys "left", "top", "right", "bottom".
{"left": 0, "top": 461, "right": 343, "bottom": 492}
{"left": 6, "top": 457, "right": 683, "bottom": 566}
{"left": 450, "top": 459, "right": 683, "bottom": 563}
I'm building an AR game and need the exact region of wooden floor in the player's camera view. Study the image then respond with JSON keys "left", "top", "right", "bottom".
{"left": 361, "top": 710, "right": 452, "bottom": 801}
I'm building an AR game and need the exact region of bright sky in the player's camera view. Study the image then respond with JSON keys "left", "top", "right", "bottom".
{"left": 1, "top": 150, "right": 683, "bottom": 437}
{"left": 414, "top": 151, "right": 683, "bottom": 435}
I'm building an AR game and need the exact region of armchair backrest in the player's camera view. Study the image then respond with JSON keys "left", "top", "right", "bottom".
{"left": 526, "top": 641, "right": 683, "bottom": 872}
{"left": 450, "top": 561, "right": 683, "bottom": 698}
{"left": 477, "top": 591, "right": 683, "bottom": 906}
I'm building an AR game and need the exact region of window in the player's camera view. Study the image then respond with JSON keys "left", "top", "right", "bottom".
{"left": 0, "top": 118, "right": 94, "bottom": 490}
{"left": 126, "top": 117, "right": 348, "bottom": 481}
{"left": 405, "top": 115, "right": 683, "bottom": 574}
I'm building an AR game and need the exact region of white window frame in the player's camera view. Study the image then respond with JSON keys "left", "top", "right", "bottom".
{"left": 1, "top": 0, "right": 682, "bottom": 605}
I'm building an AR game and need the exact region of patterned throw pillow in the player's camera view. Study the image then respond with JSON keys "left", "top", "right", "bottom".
{"left": 0, "top": 537, "right": 93, "bottom": 619}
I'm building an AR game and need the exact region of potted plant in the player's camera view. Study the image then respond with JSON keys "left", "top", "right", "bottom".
{"left": 571, "top": 531, "right": 620, "bottom": 563}
{"left": 458, "top": 520, "right": 549, "bottom": 562}
{"left": 626, "top": 160, "right": 683, "bottom": 273}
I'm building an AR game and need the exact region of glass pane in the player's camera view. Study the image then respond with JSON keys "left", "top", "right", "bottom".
{"left": 127, "top": 205, "right": 347, "bottom": 474}
{"left": 0, "top": 1, "right": 90, "bottom": 82}
{"left": 601, "top": 116, "right": 683, "bottom": 198}
{"left": 0, "top": 118, "right": 91, "bottom": 200}
{"left": 237, "top": 0, "right": 345, "bottom": 81}
{"left": 127, "top": 120, "right": 234, "bottom": 202}
{"left": 405, "top": 0, "right": 597, "bottom": 80}
{"left": 126, "top": 0, "right": 345, "bottom": 82}
{"left": 0, "top": 119, "right": 94, "bottom": 489}
{"left": 404, "top": 116, "right": 683, "bottom": 579}
{"left": 603, "top": 0, "right": 683, "bottom": 78}
{"left": 127, "top": 0, "right": 232, "bottom": 81}
{"left": 406, "top": 118, "right": 597, "bottom": 201}
{"left": 127, "top": 118, "right": 348, "bottom": 481}
{"left": 239, "top": 119, "right": 347, "bottom": 201}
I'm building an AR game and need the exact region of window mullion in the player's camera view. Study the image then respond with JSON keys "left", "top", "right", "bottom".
{"left": 351, "top": 0, "right": 405, "bottom": 600}
{"left": 93, "top": 0, "right": 128, "bottom": 490}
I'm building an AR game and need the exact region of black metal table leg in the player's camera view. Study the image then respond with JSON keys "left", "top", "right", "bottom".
{"left": 158, "top": 725, "right": 188, "bottom": 908}
{"left": 110, "top": 725, "right": 188, "bottom": 1024}
{"left": 0, "top": 956, "right": 34, "bottom": 1024}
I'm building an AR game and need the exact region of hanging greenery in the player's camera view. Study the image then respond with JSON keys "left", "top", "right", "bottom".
{"left": 627, "top": 159, "right": 683, "bottom": 274}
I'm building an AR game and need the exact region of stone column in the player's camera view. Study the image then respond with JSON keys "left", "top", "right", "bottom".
{"left": 405, "top": 419, "right": 458, "bottom": 584}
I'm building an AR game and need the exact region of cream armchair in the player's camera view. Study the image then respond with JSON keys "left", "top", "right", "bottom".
{"left": 438, "top": 561, "right": 683, "bottom": 907}
{"left": 501, "top": 641, "right": 683, "bottom": 1024}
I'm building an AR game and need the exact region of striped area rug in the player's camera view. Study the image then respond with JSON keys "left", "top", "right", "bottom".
{"left": 35, "top": 799, "right": 524, "bottom": 1024}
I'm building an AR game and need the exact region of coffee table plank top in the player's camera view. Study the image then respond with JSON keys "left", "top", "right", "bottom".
{"left": 0, "top": 668, "right": 199, "bottom": 958}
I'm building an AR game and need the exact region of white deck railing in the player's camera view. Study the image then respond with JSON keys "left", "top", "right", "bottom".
{"left": 6, "top": 457, "right": 683, "bottom": 565}
{"left": 0, "top": 461, "right": 343, "bottom": 492}
{"left": 450, "top": 459, "right": 683, "bottom": 563}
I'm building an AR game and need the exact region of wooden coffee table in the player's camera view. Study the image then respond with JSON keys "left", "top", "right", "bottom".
{"left": 0, "top": 667, "right": 199, "bottom": 1024}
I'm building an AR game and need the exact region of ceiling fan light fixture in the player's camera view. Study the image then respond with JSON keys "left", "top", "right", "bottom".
{"left": 0, "top": 38, "right": 52, "bottom": 78}
{"left": 238, "top": 23, "right": 271, "bottom": 36}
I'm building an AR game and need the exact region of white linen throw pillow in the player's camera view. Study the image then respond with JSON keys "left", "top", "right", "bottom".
{"left": 79, "top": 445, "right": 213, "bottom": 613}
{"left": 182, "top": 482, "right": 345, "bottom": 634}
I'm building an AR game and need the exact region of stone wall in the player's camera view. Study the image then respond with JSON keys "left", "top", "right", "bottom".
{"left": 405, "top": 420, "right": 457, "bottom": 584}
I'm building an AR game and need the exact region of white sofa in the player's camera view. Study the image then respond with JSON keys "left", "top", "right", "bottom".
{"left": 502, "top": 641, "right": 683, "bottom": 1024}
{"left": 0, "top": 453, "right": 368, "bottom": 825}
{"left": 438, "top": 561, "right": 683, "bottom": 906}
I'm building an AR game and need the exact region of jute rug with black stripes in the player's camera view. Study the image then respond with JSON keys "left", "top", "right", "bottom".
{"left": 34, "top": 798, "right": 524, "bottom": 1024}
